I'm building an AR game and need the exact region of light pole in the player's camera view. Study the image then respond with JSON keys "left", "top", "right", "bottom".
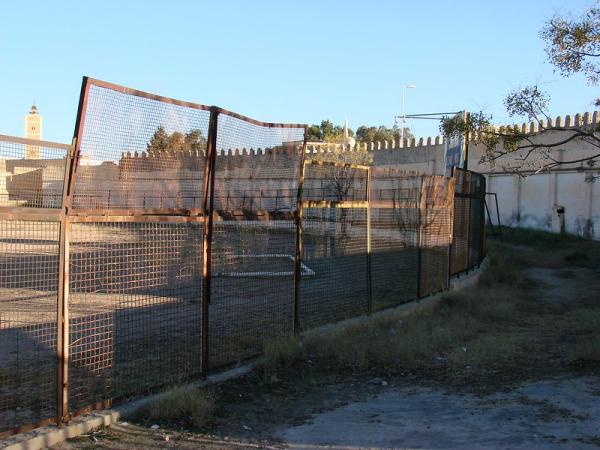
{"left": 401, "top": 84, "right": 416, "bottom": 146}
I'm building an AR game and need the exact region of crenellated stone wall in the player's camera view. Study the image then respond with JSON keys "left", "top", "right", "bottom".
{"left": 4, "top": 110, "right": 598, "bottom": 238}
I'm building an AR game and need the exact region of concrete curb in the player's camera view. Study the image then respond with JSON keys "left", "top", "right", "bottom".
{"left": 1, "top": 257, "right": 488, "bottom": 450}
{"left": 0, "top": 365, "right": 254, "bottom": 450}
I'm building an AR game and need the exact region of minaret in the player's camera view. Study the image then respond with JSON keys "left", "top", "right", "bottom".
{"left": 344, "top": 118, "right": 349, "bottom": 142}
{"left": 343, "top": 118, "right": 355, "bottom": 148}
{"left": 25, "top": 103, "right": 42, "bottom": 159}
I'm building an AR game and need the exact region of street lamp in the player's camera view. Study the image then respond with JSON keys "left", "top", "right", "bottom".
{"left": 401, "top": 84, "right": 416, "bottom": 146}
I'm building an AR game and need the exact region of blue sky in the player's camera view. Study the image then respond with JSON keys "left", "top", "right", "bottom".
{"left": 0, "top": 0, "right": 597, "bottom": 144}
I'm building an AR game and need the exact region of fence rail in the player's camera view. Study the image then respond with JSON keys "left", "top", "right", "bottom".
{"left": 0, "top": 77, "right": 485, "bottom": 437}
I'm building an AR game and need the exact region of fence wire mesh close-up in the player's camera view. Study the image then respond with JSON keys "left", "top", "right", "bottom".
{"left": 208, "top": 113, "right": 305, "bottom": 368}
{"left": 300, "top": 207, "right": 369, "bottom": 330}
{"left": 0, "top": 220, "right": 59, "bottom": 435}
{"left": 0, "top": 136, "right": 68, "bottom": 209}
{"left": 450, "top": 168, "right": 486, "bottom": 276}
{"left": 370, "top": 168, "right": 421, "bottom": 309}
{"left": 72, "top": 82, "right": 211, "bottom": 210}
{"left": 68, "top": 221, "right": 203, "bottom": 413}
{"left": 302, "top": 162, "right": 369, "bottom": 203}
{"left": 0, "top": 78, "right": 488, "bottom": 437}
{"left": 209, "top": 220, "right": 296, "bottom": 368}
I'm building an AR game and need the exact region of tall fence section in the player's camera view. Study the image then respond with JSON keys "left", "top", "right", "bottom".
{"left": 0, "top": 78, "right": 486, "bottom": 436}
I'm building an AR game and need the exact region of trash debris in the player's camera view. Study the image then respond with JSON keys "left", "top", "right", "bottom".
{"left": 150, "top": 424, "right": 160, "bottom": 430}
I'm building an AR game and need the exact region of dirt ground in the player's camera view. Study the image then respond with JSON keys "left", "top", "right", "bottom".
{"left": 50, "top": 240, "right": 600, "bottom": 450}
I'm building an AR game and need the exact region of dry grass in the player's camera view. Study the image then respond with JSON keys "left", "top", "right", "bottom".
{"left": 134, "top": 386, "right": 216, "bottom": 428}
{"left": 258, "top": 240, "right": 532, "bottom": 379}
{"left": 498, "top": 227, "right": 600, "bottom": 269}
{"left": 564, "top": 307, "right": 600, "bottom": 362}
{"left": 258, "top": 230, "right": 600, "bottom": 385}
{"left": 572, "top": 340, "right": 600, "bottom": 362}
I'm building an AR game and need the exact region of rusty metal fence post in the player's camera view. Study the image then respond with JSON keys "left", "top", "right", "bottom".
{"left": 366, "top": 167, "right": 373, "bottom": 314}
{"left": 480, "top": 176, "right": 487, "bottom": 263}
{"left": 201, "top": 107, "right": 219, "bottom": 377}
{"left": 448, "top": 167, "right": 455, "bottom": 284}
{"left": 416, "top": 175, "right": 424, "bottom": 299}
{"left": 293, "top": 134, "right": 308, "bottom": 334}
{"left": 56, "top": 140, "right": 75, "bottom": 425}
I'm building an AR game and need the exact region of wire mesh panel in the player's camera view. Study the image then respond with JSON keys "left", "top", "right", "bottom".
{"left": 370, "top": 168, "right": 421, "bottom": 309}
{"left": 300, "top": 207, "right": 369, "bottom": 330}
{"left": 450, "top": 169, "right": 486, "bottom": 275}
{"left": 468, "top": 173, "right": 486, "bottom": 268}
{"left": 298, "top": 161, "right": 369, "bottom": 329}
{"left": 208, "top": 112, "right": 304, "bottom": 368}
{"left": 209, "top": 220, "right": 296, "bottom": 368}
{"left": 72, "top": 80, "right": 211, "bottom": 210}
{"left": 0, "top": 220, "right": 59, "bottom": 434}
{"left": 213, "top": 112, "right": 304, "bottom": 214}
{"left": 302, "top": 162, "right": 369, "bottom": 202}
{"left": 450, "top": 169, "right": 471, "bottom": 275}
{"left": 68, "top": 221, "right": 203, "bottom": 413}
{"left": 419, "top": 175, "right": 455, "bottom": 297}
{"left": 0, "top": 136, "right": 68, "bottom": 208}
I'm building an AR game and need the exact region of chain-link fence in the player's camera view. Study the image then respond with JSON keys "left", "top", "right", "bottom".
{"left": 0, "top": 78, "right": 486, "bottom": 437}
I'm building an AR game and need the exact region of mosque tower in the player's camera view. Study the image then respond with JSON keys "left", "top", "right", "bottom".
{"left": 24, "top": 103, "right": 42, "bottom": 159}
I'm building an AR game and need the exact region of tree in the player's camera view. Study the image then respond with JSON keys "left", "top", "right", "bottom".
{"left": 146, "top": 125, "right": 169, "bottom": 153}
{"left": 306, "top": 119, "right": 354, "bottom": 142}
{"left": 355, "top": 125, "right": 414, "bottom": 143}
{"left": 440, "top": 2, "right": 600, "bottom": 174}
{"left": 307, "top": 120, "right": 415, "bottom": 144}
{"left": 541, "top": 5, "right": 600, "bottom": 85}
{"left": 147, "top": 127, "right": 207, "bottom": 155}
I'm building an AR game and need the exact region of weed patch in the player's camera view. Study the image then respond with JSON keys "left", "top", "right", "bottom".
{"left": 134, "top": 386, "right": 216, "bottom": 428}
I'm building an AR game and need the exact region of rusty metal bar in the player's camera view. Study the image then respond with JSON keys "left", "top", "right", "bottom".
{"left": 56, "top": 216, "right": 70, "bottom": 424}
{"left": 366, "top": 167, "right": 373, "bottom": 315}
{"left": 68, "top": 208, "right": 204, "bottom": 217}
{"left": 480, "top": 177, "right": 487, "bottom": 261}
{"left": 298, "top": 200, "right": 369, "bottom": 209}
{"left": 68, "top": 214, "right": 206, "bottom": 223}
{"left": 214, "top": 106, "right": 306, "bottom": 129}
{"left": 416, "top": 175, "right": 424, "bottom": 299}
{"left": 83, "top": 78, "right": 211, "bottom": 111}
{"left": 0, "top": 134, "right": 70, "bottom": 150}
{"left": 305, "top": 159, "right": 371, "bottom": 171}
{"left": 463, "top": 111, "right": 470, "bottom": 171}
{"left": 293, "top": 128, "right": 308, "bottom": 334}
{"left": 84, "top": 78, "right": 307, "bottom": 129}
{"left": 448, "top": 167, "right": 455, "bottom": 282}
{"left": 466, "top": 179, "right": 472, "bottom": 268}
{"left": 0, "top": 209, "right": 62, "bottom": 221}
{"left": 67, "top": 78, "right": 91, "bottom": 212}
{"left": 201, "top": 108, "right": 219, "bottom": 376}
{"left": 56, "top": 138, "right": 75, "bottom": 425}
